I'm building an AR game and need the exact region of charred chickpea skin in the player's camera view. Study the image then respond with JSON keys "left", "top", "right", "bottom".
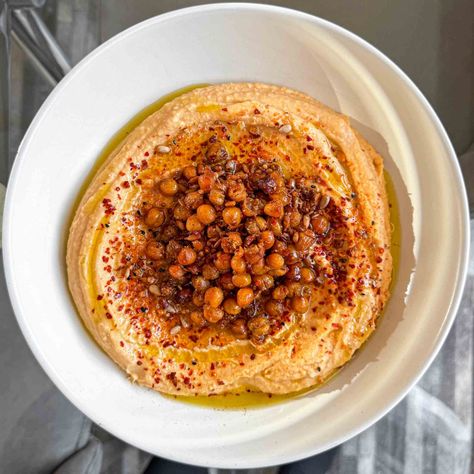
{"left": 137, "top": 137, "right": 339, "bottom": 343}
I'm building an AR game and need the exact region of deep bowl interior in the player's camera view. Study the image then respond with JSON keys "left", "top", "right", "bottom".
{"left": 3, "top": 4, "right": 469, "bottom": 469}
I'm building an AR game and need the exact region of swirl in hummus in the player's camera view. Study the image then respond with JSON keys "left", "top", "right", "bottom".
{"left": 67, "top": 83, "right": 392, "bottom": 396}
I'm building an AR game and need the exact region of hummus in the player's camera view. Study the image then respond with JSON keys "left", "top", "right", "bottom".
{"left": 67, "top": 83, "right": 392, "bottom": 396}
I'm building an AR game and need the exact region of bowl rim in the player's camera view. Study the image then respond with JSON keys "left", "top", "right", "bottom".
{"left": 3, "top": 2, "right": 470, "bottom": 468}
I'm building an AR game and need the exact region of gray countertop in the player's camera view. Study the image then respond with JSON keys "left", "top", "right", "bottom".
{"left": 1, "top": 1, "right": 472, "bottom": 473}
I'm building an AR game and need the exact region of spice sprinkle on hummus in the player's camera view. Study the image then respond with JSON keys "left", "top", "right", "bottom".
{"left": 67, "top": 83, "right": 392, "bottom": 396}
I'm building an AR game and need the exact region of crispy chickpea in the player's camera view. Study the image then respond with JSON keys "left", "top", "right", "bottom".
{"left": 169, "top": 264, "right": 185, "bottom": 280}
{"left": 174, "top": 204, "right": 191, "bottom": 221}
{"left": 254, "top": 274, "right": 274, "bottom": 291}
{"left": 209, "top": 189, "right": 225, "bottom": 206}
{"left": 183, "top": 165, "right": 197, "bottom": 180}
{"left": 265, "top": 299, "right": 284, "bottom": 317}
{"left": 231, "top": 255, "right": 246, "bottom": 274}
{"left": 177, "top": 247, "right": 197, "bottom": 266}
{"left": 295, "top": 231, "right": 315, "bottom": 251}
{"left": 192, "top": 291, "right": 205, "bottom": 307}
{"left": 221, "top": 232, "right": 242, "bottom": 253}
{"left": 272, "top": 240, "right": 287, "bottom": 254}
{"left": 267, "top": 218, "right": 282, "bottom": 236}
{"left": 198, "top": 171, "right": 215, "bottom": 192}
{"left": 203, "top": 304, "right": 224, "bottom": 323}
{"left": 251, "top": 259, "right": 267, "bottom": 276}
{"left": 222, "top": 207, "right": 242, "bottom": 227}
{"left": 272, "top": 285, "right": 289, "bottom": 300}
{"left": 312, "top": 214, "right": 330, "bottom": 235}
{"left": 215, "top": 252, "right": 231, "bottom": 272}
{"left": 192, "top": 276, "right": 209, "bottom": 291}
{"left": 196, "top": 204, "right": 216, "bottom": 225}
{"left": 204, "top": 287, "right": 224, "bottom": 308}
{"left": 286, "top": 282, "right": 303, "bottom": 297}
{"left": 291, "top": 295, "right": 310, "bottom": 313}
{"left": 269, "top": 266, "right": 288, "bottom": 277}
{"left": 159, "top": 178, "right": 178, "bottom": 196}
{"left": 184, "top": 191, "right": 203, "bottom": 209}
{"left": 223, "top": 298, "right": 241, "bottom": 316}
{"left": 219, "top": 273, "right": 235, "bottom": 290}
{"left": 190, "top": 310, "right": 206, "bottom": 326}
{"left": 227, "top": 181, "right": 247, "bottom": 202}
{"left": 232, "top": 273, "right": 252, "bottom": 288}
{"left": 255, "top": 216, "right": 267, "bottom": 230}
{"left": 260, "top": 230, "right": 275, "bottom": 249}
{"left": 146, "top": 241, "right": 165, "bottom": 260}
{"left": 231, "top": 318, "right": 248, "bottom": 337}
{"left": 186, "top": 214, "right": 204, "bottom": 232}
{"left": 145, "top": 207, "right": 165, "bottom": 228}
{"left": 286, "top": 264, "right": 302, "bottom": 281}
{"left": 266, "top": 253, "right": 285, "bottom": 269}
{"left": 301, "top": 267, "right": 315, "bottom": 283}
{"left": 237, "top": 287, "right": 254, "bottom": 307}
{"left": 202, "top": 264, "right": 220, "bottom": 280}
{"left": 248, "top": 315, "right": 270, "bottom": 337}
{"left": 285, "top": 245, "right": 299, "bottom": 264}
{"left": 264, "top": 201, "right": 284, "bottom": 218}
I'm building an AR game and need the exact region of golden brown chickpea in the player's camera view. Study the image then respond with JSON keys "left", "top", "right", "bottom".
{"left": 230, "top": 318, "right": 248, "bottom": 337}
{"left": 232, "top": 273, "right": 252, "bottom": 288}
{"left": 184, "top": 191, "right": 203, "bottom": 209}
{"left": 285, "top": 245, "right": 299, "bottom": 264}
{"left": 272, "top": 285, "right": 289, "bottom": 300}
{"left": 219, "top": 273, "right": 235, "bottom": 290}
{"left": 255, "top": 216, "right": 267, "bottom": 230}
{"left": 204, "top": 287, "right": 224, "bottom": 308}
{"left": 203, "top": 304, "right": 224, "bottom": 323}
{"left": 202, "top": 264, "right": 220, "bottom": 280}
{"left": 186, "top": 214, "right": 204, "bottom": 232}
{"left": 286, "top": 264, "right": 302, "bottom": 281}
{"left": 268, "top": 266, "right": 288, "bottom": 277}
{"left": 311, "top": 214, "right": 330, "bottom": 235}
{"left": 177, "top": 247, "right": 197, "bottom": 266}
{"left": 221, "top": 232, "right": 242, "bottom": 253}
{"left": 231, "top": 255, "right": 246, "bottom": 274}
{"left": 190, "top": 310, "right": 206, "bottom": 326}
{"left": 159, "top": 178, "right": 178, "bottom": 196}
{"left": 227, "top": 181, "right": 247, "bottom": 202}
{"left": 254, "top": 274, "right": 274, "bottom": 291}
{"left": 198, "top": 171, "right": 215, "bottom": 192}
{"left": 248, "top": 315, "right": 270, "bottom": 337}
{"left": 264, "top": 201, "right": 284, "bottom": 218}
{"left": 266, "top": 253, "right": 285, "bottom": 269}
{"left": 222, "top": 207, "right": 242, "bottom": 227}
{"left": 223, "top": 298, "right": 241, "bottom": 315}
{"left": 145, "top": 208, "right": 165, "bottom": 228}
{"left": 183, "top": 165, "right": 197, "bottom": 180}
{"left": 192, "top": 291, "right": 205, "bottom": 307}
{"left": 169, "top": 264, "right": 185, "bottom": 280}
{"left": 196, "top": 204, "right": 217, "bottom": 225}
{"left": 237, "top": 287, "right": 254, "bottom": 307}
{"left": 145, "top": 241, "right": 165, "bottom": 260}
{"left": 209, "top": 189, "right": 225, "bottom": 206}
{"left": 267, "top": 218, "right": 282, "bottom": 236}
{"left": 192, "top": 275, "right": 210, "bottom": 291}
{"left": 265, "top": 299, "right": 284, "bottom": 317}
{"left": 173, "top": 204, "right": 191, "bottom": 221}
{"left": 260, "top": 230, "right": 275, "bottom": 249}
{"left": 291, "top": 295, "right": 310, "bottom": 313}
{"left": 301, "top": 267, "right": 315, "bottom": 283}
{"left": 251, "top": 259, "right": 267, "bottom": 275}
{"left": 215, "top": 252, "right": 231, "bottom": 272}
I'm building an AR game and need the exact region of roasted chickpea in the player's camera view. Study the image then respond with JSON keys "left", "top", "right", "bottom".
{"left": 203, "top": 304, "right": 224, "bottom": 323}
{"left": 221, "top": 232, "right": 242, "bottom": 253}
{"left": 222, "top": 207, "right": 242, "bottom": 227}
{"left": 192, "top": 291, "right": 205, "bottom": 307}
{"left": 268, "top": 265, "right": 288, "bottom": 277}
{"left": 184, "top": 191, "right": 203, "bottom": 209}
{"left": 311, "top": 214, "right": 330, "bottom": 235}
{"left": 209, "top": 189, "right": 225, "bottom": 206}
{"left": 237, "top": 287, "right": 254, "bottom": 307}
{"left": 159, "top": 178, "right": 178, "bottom": 196}
{"left": 198, "top": 171, "right": 215, "bottom": 192}
{"left": 192, "top": 275, "right": 210, "bottom": 291}
{"left": 248, "top": 315, "right": 270, "bottom": 337}
{"left": 265, "top": 299, "right": 284, "bottom": 317}
{"left": 266, "top": 253, "right": 285, "bottom": 269}
{"left": 254, "top": 274, "right": 274, "bottom": 291}
{"left": 145, "top": 207, "right": 165, "bottom": 227}
{"left": 301, "top": 267, "right": 315, "bottom": 283}
{"left": 204, "top": 287, "right": 224, "bottom": 308}
{"left": 255, "top": 216, "right": 267, "bottom": 230}
{"left": 230, "top": 318, "right": 248, "bottom": 337}
{"left": 146, "top": 241, "right": 165, "bottom": 260}
{"left": 232, "top": 273, "right": 252, "bottom": 288}
{"left": 227, "top": 181, "right": 247, "bottom": 202}
{"left": 231, "top": 255, "right": 246, "bottom": 274}
{"left": 202, "top": 264, "right": 220, "bottom": 280}
{"left": 272, "top": 285, "right": 289, "bottom": 300}
{"left": 169, "top": 264, "right": 185, "bottom": 280}
{"left": 190, "top": 310, "right": 206, "bottom": 326}
{"left": 285, "top": 245, "right": 299, "bottom": 264}
{"left": 215, "top": 252, "right": 232, "bottom": 272}
{"left": 186, "top": 214, "right": 204, "bottom": 232}
{"left": 183, "top": 165, "right": 197, "bottom": 180}
{"left": 267, "top": 218, "right": 282, "bottom": 236}
{"left": 174, "top": 204, "right": 191, "bottom": 221}
{"left": 219, "top": 273, "right": 235, "bottom": 290}
{"left": 260, "top": 230, "right": 275, "bottom": 249}
{"left": 177, "top": 247, "right": 197, "bottom": 265}
{"left": 264, "top": 201, "right": 284, "bottom": 218}
{"left": 223, "top": 298, "right": 241, "bottom": 315}
{"left": 196, "top": 204, "right": 216, "bottom": 225}
{"left": 286, "top": 264, "right": 302, "bottom": 281}
{"left": 291, "top": 295, "right": 310, "bottom": 313}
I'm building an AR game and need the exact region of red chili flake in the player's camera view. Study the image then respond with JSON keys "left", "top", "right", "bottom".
{"left": 102, "top": 198, "right": 116, "bottom": 216}
{"left": 144, "top": 329, "right": 151, "bottom": 339}
{"left": 254, "top": 108, "right": 261, "bottom": 115}
{"left": 144, "top": 151, "right": 149, "bottom": 157}
{"left": 250, "top": 353, "right": 256, "bottom": 360}
{"left": 306, "top": 135, "right": 313, "bottom": 141}
{"left": 115, "top": 187, "right": 120, "bottom": 191}
{"left": 122, "top": 181, "right": 130, "bottom": 188}
{"left": 137, "top": 361, "right": 142, "bottom": 366}
{"left": 375, "top": 256, "right": 383, "bottom": 264}
{"left": 221, "top": 107, "right": 228, "bottom": 112}
{"left": 120, "top": 341, "right": 124, "bottom": 347}
{"left": 119, "top": 171, "right": 125, "bottom": 176}
{"left": 141, "top": 160, "right": 148, "bottom": 169}
{"left": 210, "top": 362, "right": 215, "bottom": 371}
{"left": 105, "top": 312, "right": 112, "bottom": 319}
{"left": 332, "top": 323, "right": 341, "bottom": 329}
{"left": 102, "top": 256, "right": 109, "bottom": 263}
{"left": 135, "top": 179, "right": 142, "bottom": 185}
{"left": 97, "top": 295, "right": 103, "bottom": 301}
{"left": 307, "top": 145, "right": 314, "bottom": 151}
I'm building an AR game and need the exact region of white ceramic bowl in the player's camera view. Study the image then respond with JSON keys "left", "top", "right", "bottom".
{"left": 3, "top": 3, "right": 469, "bottom": 469}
